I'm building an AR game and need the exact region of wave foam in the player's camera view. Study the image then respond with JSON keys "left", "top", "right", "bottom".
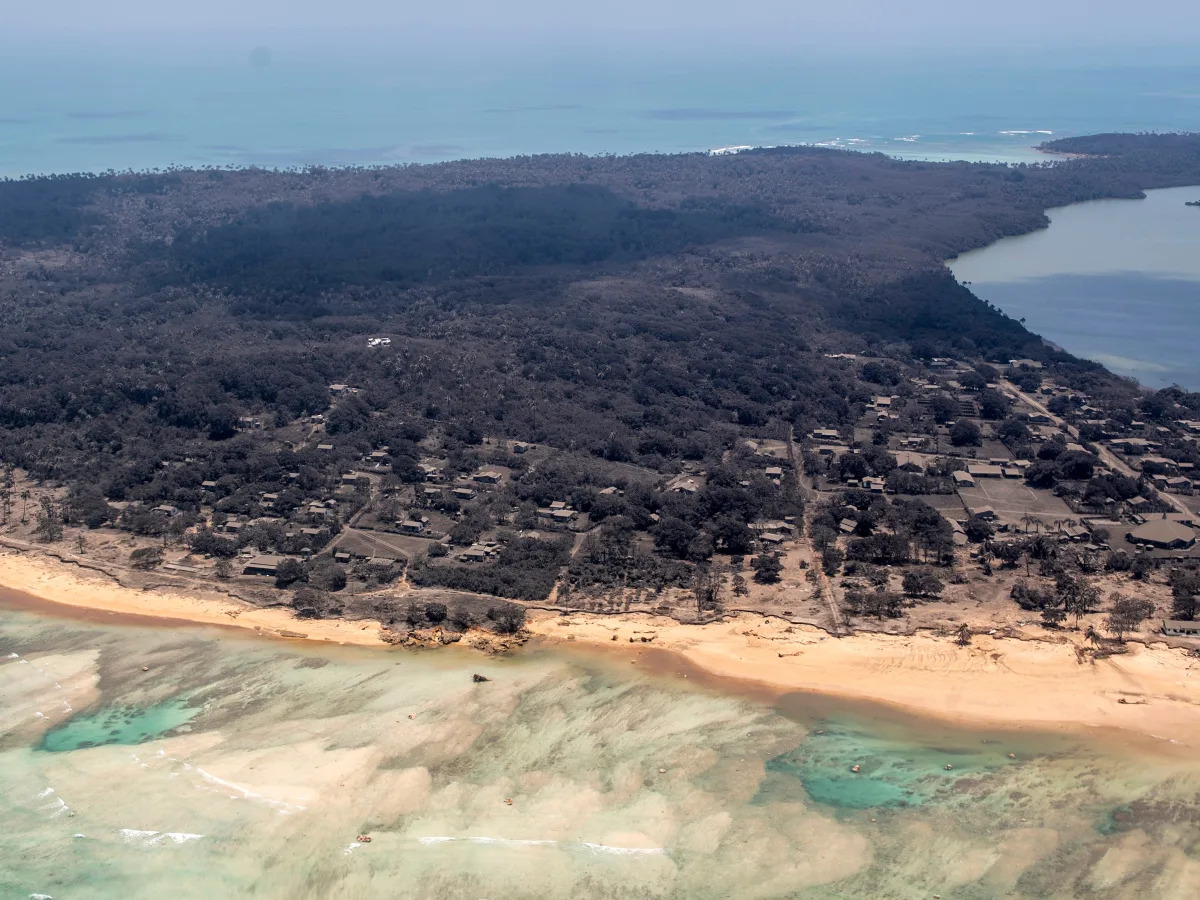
{"left": 417, "top": 836, "right": 666, "bottom": 856}
{"left": 119, "top": 829, "right": 204, "bottom": 847}
{"left": 189, "top": 765, "right": 306, "bottom": 814}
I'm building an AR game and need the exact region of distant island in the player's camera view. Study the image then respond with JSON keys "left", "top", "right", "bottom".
{"left": 3, "top": 131, "right": 1200, "bottom": 653}
{"left": 1186, "top": 199, "right": 1200, "bottom": 206}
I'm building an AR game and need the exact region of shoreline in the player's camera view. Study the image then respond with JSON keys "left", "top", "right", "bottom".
{"left": 5, "top": 548, "right": 1200, "bottom": 748}
{"left": 0, "top": 550, "right": 389, "bottom": 648}
{"left": 525, "top": 610, "right": 1200, "bottom": 751}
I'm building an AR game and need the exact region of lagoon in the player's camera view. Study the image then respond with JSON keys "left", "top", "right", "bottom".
{"left": 4, "top": 606, "right": 1200, "bottom": 898}
{"left": 950, "top": 186, "right": 1200, "bottom": 389}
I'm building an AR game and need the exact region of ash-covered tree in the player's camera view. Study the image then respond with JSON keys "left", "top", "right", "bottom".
{"left": 751, "top": 551, "right": 783, "bottom": 584}
{"left": 902, "top": 569, "right": 944, "bottom": 598}
{"left": 691, "top": 564, "right": 724, "bottom": 617}
{"left": 488, "top": 602, "right": 527, "bottom": 634}
{"left": 129, "top": 546, "right": 163, "bottom": 569}
{"left": 950, "top": 420, "right": 982, "bottom": 447}
{"left": 274, "top": 557, "right": 306, "bottom": 588}
{"left": 1104, "top": 592, "right": 1155, "bottom": 641}
{"left": 1169, "top": 569, "right": 1200, "bottom": 620}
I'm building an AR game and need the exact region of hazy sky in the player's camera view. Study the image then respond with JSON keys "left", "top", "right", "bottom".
{"left": 7, "top": 0, "right": 1200, "bottom": 53}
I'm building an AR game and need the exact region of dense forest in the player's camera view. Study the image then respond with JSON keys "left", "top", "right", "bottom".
{"left": 1, "top": 135, "right": 1198, "bottom": 552}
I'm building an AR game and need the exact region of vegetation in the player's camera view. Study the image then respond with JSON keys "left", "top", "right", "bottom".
{"left": 5, "top": 134, "right": 1200, "bottom": 614}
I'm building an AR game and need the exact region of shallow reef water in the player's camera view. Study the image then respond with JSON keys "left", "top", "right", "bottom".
{"left": 3, "top": 605, "right": 1200, "bottom": 899}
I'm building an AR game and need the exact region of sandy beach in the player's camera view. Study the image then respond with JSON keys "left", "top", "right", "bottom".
{"left": 527, "top": 611, "right": 1200, "bottom": 749}
{"left": 5, "top": 547, "right": 1200, "bottom": 747}
{"left": 0, "top": 550, "right": 388, "bottom": 648}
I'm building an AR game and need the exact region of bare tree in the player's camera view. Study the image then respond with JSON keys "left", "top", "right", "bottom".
{"left": 692, "top": 565, "right": 724, "bottom": 619}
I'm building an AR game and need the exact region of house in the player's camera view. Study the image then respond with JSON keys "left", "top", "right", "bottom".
{"left": 951, "top": 471, "right": 976, "bottom": 488}
{"left": 473, "top": 471, "right": 503, "bottom": 485}
{"left": 1140, "top": 456, "right": 1178, "bottom": 474}
{"left": 863, "top": 476, "right": 886, "bottom": 493}
{"left": 461, "top": 546, "right": 488, "bottom": 563}
{"left": 812, "top": 428, "right": 841, "bottom": 442}
{"left": 417, "top": 463, "right": 442, "bottom": 482}
{"left": 152, "top": 504, "right": 181, "bottom": 517}
{"left": 316, "top": 443, "right": 334, "bottom": 452}
{"left": 452, "top": 487, "right": 477, "bottom": 501}
{"left": 201, "top": 480, "right": 219, "bottom": 490}
{"left": 400, "top": 519, "right": 427, "bottom": 534}
{"left": 512, "top": 442, "right": 531, "bottom": 454}
{"left": 242, "top": 554, "right": 286, "bottom": 577}
{"left": 765, "top": 466, "right": 783, "bottom": 480}
{"left": 1128, "top": 519, "right": 1197, "bottom": 550}
{"left": 1061, "top": 524, "right": 1090, "bottom": 542}
{"left": 967, "top": 464, "right": 1004, "bottom": 479}
{"left": 1026, "top": 412, "right": 1054, "bottom": 425}
{"left": 1109, "top": 438, "right": 1159, "bottom": 455}
{"left": 759, "top": 532, "right": 788, "bottom": 545}
{"left": 1153, "top": 475, "right": 1193, "bottom": 492}
{"left": 551, "top": 509, "right": 576, "bottom": 524}
{"left": 1164, "top": 620, "right": 1200, "bottom": 637}
{"left": 328, "top": 384, "right": 350, "bottom": 394}
{"left": 668, "top": 476, "right": 701, "bottom": 494}
{"left": 839, "top": 518, "right": 857, "bottom": 535}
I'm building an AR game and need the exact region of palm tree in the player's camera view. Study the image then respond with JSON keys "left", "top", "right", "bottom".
{"left": 1085, "top": 625, "right": 1101, "bottom": 647}
{"left": 19, "top": 490, "right": 29, "bottom": 524}
{"left": 1020, "top": 513, "right": 1037, "bottom": 534}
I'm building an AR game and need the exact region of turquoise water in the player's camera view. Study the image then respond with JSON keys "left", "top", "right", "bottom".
{"left": 4, "top": 603, "right": 1200, "bottom": 898}
{"left": 950, "top": 186, "right": 1200, "bottom": 389}
{"left": 3, "top": 42, "right": 1200, "bottom": 175}
{"left": 762, "top": 721, "right": 1023, "bottom": 809}
{"left": 40, "top": 697, "right": 197, "bottom": 752}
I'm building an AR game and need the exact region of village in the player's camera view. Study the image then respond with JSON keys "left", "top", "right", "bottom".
{"left": 5, "top": 349, "right": 1200, "bottom": 651}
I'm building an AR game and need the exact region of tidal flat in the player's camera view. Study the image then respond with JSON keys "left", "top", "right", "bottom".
{"left": 3, "top": 608, "right": 1200, "bottom": 899}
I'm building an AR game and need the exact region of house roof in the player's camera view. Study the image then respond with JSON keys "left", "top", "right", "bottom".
{"left": 1130, "top": 520, "right": 1196, "bottom": 546}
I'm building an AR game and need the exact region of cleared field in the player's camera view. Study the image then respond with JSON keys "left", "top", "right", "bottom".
{"left": 334, "top": 528, "right": 434, "bottom": 561}
{"left": 956, "top": 479, "right": 1071, "bottom": 524}
{"left": 892, "top": 493, "right": 965, "bottom": 513}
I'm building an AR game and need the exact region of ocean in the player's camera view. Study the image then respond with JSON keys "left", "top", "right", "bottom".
{"left": 5, "top": 44, "right": 1200, "bottom": 386}
{"left": 4, "top": 602, "right": 1200, "bottom": 899}
{"left": 3, "top": 44, "right": 1200, "bottom": 176}
{"left": 950, "top": 186, "right": 1200, "bottom": 390}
